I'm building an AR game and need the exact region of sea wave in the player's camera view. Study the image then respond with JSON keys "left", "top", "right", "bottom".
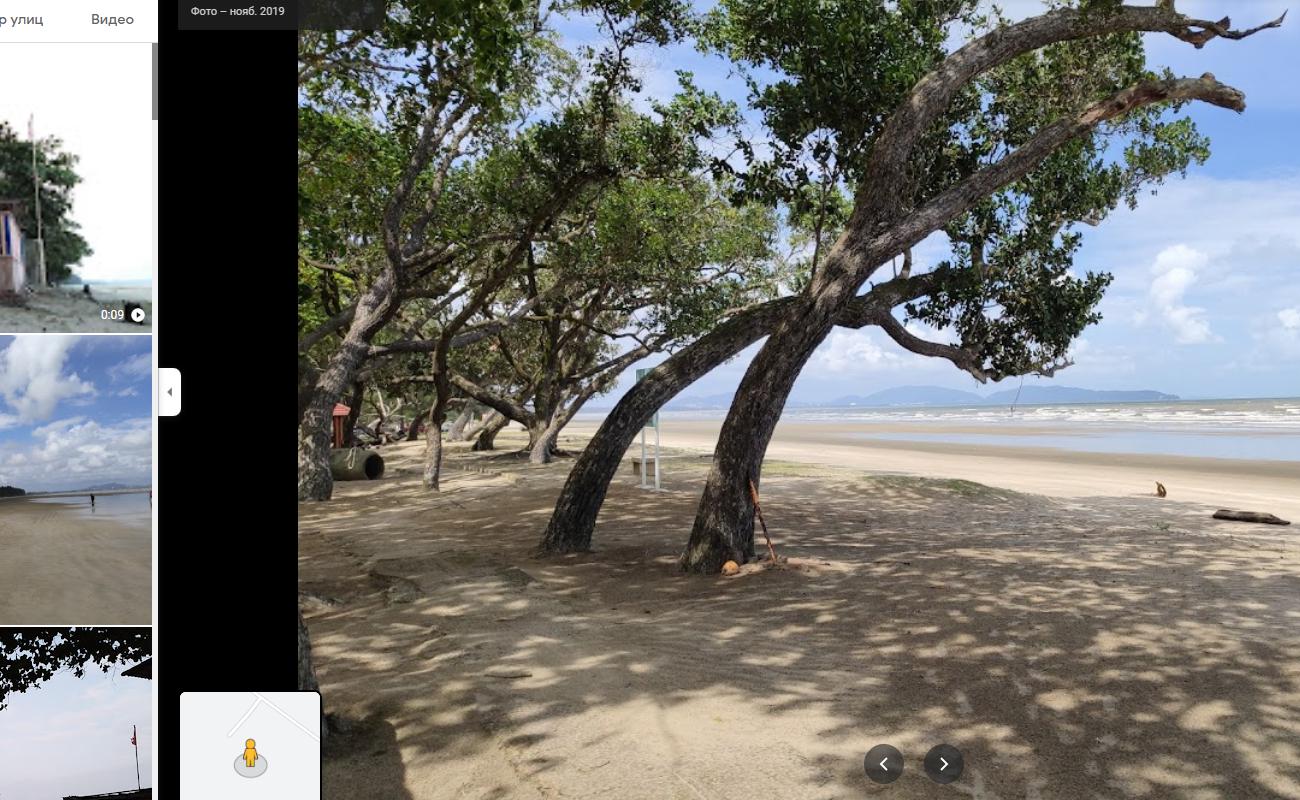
{"left": 779, "top": 400, "right": 1300, "bottom": 430}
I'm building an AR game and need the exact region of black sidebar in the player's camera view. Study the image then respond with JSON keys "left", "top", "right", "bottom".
{"left": 157, "top": 5, "right": 297, "bottom": 795}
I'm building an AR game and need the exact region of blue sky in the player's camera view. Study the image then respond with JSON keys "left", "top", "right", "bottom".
{"left": 0, "top": 336, "right": 151, "bottom": 492}
{"left": 0, "top": 660, "right": 152, "bottom": 800}
{"left": 556, "top": 1, "right": 1300, "bottom": 402}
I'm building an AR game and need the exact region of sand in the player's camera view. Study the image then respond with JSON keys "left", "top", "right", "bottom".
{"left": 0, "top": 287, "right": 153, "bottom": 332}
{"left": 569, "top": 417, "right": 1300, "bottom": 524}
{"left": 0, "top": 498, "right": 151, "bottom": 624}
{"left": 299, "top": 429, "right": 1300, "bottom": 800}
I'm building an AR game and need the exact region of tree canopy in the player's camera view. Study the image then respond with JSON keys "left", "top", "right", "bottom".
{"left": 294, "top": 0, "right": 1283, "bottom": 566}
{"left": 0, "top": 122, "right": 92, "bottom": 283}
{"left": 0, "top": 628, "right": 150, "bottom": 710}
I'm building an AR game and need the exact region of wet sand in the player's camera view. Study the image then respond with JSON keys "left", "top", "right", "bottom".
{"left": 0, "top": 497, "right": 151, "bottom": 624}
{"left": 300, "top": 432, "right": 1300, "bottom": 800}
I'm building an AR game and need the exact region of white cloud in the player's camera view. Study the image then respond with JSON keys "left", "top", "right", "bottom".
{"left": 0, "top": 416, "right": 150, "bottom": 490}
{"left": 0, "top": 337, "right": 95, "bottom": 422}
{"left": 1140, "top": 244, "right": 1217, "bottom": 344}
{"left": 108, "top": 352, "right": 151, "bottom": 383}
{"left": 1254, "top": 306, "right": 1300, "bottom": 360}
{"left": 809, "top": 328, "right": 905, "bottom": 375}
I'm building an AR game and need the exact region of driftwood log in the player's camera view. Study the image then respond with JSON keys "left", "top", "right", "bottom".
{"left": 1212, "top": 510, "right": 1291, "bottom": 525}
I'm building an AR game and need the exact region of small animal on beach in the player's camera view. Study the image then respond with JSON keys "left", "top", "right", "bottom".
{"left": 1155, "top": 481, "right": 1167, "bottom": 498}
{"left": 721, "top": 560, "right": 740, "bottom": 576}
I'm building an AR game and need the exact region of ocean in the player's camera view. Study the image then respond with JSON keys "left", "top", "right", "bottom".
{"left": 55, "top": 281, "right": 153, "bottom": 302}
{"left": 621, "top": 398, "right": 1300, "bottom": 462}
{"left": 31, "top": 491, "right": 152, "bottom": 530}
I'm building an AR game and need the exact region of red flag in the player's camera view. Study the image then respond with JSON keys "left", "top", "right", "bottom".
{"left": 131, "top": 725, "right": 137, "bottom": 746}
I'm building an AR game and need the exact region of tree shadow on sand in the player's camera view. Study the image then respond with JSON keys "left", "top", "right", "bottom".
{"left": 300, "top": 444, "right": 1300, "bottom": 799}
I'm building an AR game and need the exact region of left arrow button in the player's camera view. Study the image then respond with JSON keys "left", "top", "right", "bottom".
{"left": 864, "top": 744, "right": 904, "bottom": 785}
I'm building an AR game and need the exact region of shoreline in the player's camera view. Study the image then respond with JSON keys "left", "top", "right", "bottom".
{"left": 0, "top": 495, "right": 151, "bottom": 624}
{"left": 564, "top": 417, "right": 1300, "bottom": 522}
{"left": 0, "top": 487, "right": 152, "bottom": 501}
{"left": 0, "top": 287, "right": 153, "bottom": 332}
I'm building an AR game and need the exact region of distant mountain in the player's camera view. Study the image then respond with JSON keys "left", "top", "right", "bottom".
{"left": 662, "top": 385, "right": 1179, "bottom": 410}
{"left": 831, "top": 386, "right": 986, "bottom": 407}
{"left": 80, "top": 482, "right": 137, "bottom": 491}
{"left": 983, "top": 386, "right": 1179, "bottom": 405}
{"left": 665, "top": 392, "right": 737, "bottom": 410}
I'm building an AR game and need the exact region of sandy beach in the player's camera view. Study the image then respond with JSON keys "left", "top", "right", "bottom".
{"left": 565, "top": 416, "right": 1300, "bottom": 525}
{"left": 0, "top": 287, "right": 153, "bottom": 332}
{"left": 300, "top": 427, "right": 1300, "bottom": 800}
{"left": 0, "top": 497, "right": 151, "bottom": 624}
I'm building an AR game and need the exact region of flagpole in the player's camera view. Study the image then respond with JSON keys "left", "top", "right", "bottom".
{"left": 134, "top": 724, "right": 141, "bottom": 791}
{"left": 27, "top": 115, "right": 45, "bottom": 287}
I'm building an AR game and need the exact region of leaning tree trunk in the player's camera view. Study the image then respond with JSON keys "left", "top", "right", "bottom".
{"left": 471, "top": 411, "right": 508, "bottom": 451}
{"left": 447, "top": 404, "right": 476, "bottom": 442}
{"left": 527, "top": 414, "right": 562, "bottom": 464}
{"left": 681, "top": 304, "right": 832, "bottom": 572}
{"left": 297, "top": 607, "right": 327, "bottom": 741}
{"left": 539, "top": 298, "right": 798, "bottom": 554}
{"left": 529, "top": 384, "right": 604, "bottom": 465}
{"left": 341, "top": 382, "right": 365, "bottom": 446}
{"left": 297, "top": 356, "right": 320, "bottom": 428}
{"left": 678, "top": 228, "right": 881, "bottom": 572}
{"left": 422, "top": 384, "right": 449, "bottom": 489}
{"left": 298, "top": 270, "right": 399, "bottom": 500}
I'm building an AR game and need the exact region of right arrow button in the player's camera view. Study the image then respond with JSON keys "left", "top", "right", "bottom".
{"left": 923, "top": 743, "right": 964, "bottom": 784}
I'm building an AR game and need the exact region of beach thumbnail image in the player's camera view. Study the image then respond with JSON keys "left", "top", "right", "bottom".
{"left": 0, "top": 44, "right": 152, "bottom": 333}
{"left": 0, "top": 627, "right": 151, "bottom": 800}
{"left": 0, "top": 335, "right": 151, "bottom": 625}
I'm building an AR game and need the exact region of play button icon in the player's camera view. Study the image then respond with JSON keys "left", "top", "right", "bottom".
{"left": 923, "top": 744, "right": 964, "bottom": 784}
{"left": 864, "top": 744, "right": 904, "bottom": 784}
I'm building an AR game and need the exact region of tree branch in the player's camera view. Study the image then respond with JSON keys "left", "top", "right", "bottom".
{"left": 873, "top": 310, "right": 991, "bottom": 382}
{"left": 858, "top": 3, "right": 1282, "bottom": 206}
{"left": 449, "top": 374, "right": 535, "bottom": 426}
{"left": 876, "top": 74, "right": 1249, "bottom": 269}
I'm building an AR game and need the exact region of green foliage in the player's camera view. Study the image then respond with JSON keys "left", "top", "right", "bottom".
{"left": 0, "top": 628, "right": 150, "bottom": 709}
{"left": 701, "top": 0, "right": 1215, "bottom": 379}
{"left": 701, "top": 0, "right": 979, "bottom": 201}
{"left": 0, "top": 122, "right": 92, "bottom": 283}
{"left": 300, "top": 0, "right": 1236, "bottom": 406}
{"left": 900, "top": 27, "right": 1212, "bottom": 378}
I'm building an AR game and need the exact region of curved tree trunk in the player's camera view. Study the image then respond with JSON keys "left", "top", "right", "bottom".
{"left": 422, "top": 383, "right": 450, "bottom": 489}
{"left": 447, "top": 404, "right": 476, "bottom": 442}
{"left": 471, "top": 412, "right": 508, "bottom": 451}
{"left": 681, "top": 305, "right": 832, "bottom": 572}
{"left": 297, "top": 356, "right": 320, "bottom": 428}
{"left": 528, "top": 417, "right": 562, "bottom": 464}
{"left": 529, "top": 382, "right": 605, "bottom": 465}
{"left": 298, "top": 269, "right": 399, "bottom": 500}
{"left": 538, "top": 298, "right": 797, "bottom": 554}
{"left": 297, "top": 607, "right": 327, "bottom": 741}
{"left": 341, "top": 382, "right": 365, "bottom": 446}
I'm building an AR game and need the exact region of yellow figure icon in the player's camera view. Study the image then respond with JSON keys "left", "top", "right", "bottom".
{"left": 244, "top": 739, "right": 258, "bottom": 768}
